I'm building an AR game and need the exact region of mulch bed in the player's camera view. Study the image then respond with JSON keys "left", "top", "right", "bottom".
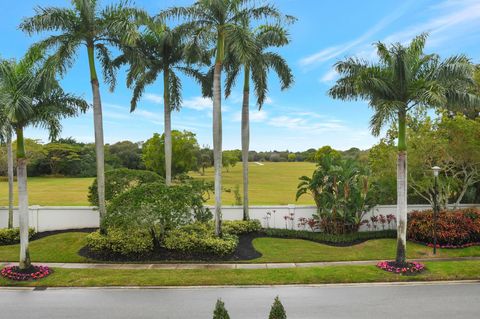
{"left": 78, "top": 232, "right": 264, "bottom": 263}
{"left": 31, "top": 228, "right": 98, "bottom": 241}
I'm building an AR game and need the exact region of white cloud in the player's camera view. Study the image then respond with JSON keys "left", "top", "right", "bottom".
{"left": 320, "top": 68, "right": 338, "bottom": 83}
{"left": 182, "top": 96, "right": 212, "bottom": 111}
{"left": 299, "top": 1, "right": 413, "bottom": 67}
{"left": 232, "top": 109, "right": 268, "bottom": 122}
{"left": 144, "top": 93, "right": 163, "bottom": 104}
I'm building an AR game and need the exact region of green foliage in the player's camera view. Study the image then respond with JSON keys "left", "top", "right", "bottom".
{"left": 107, "top": 141, "right": 144, "bottom": 170}
{"left": 105, "top": 181, "right": 198, "bottom": 244}
{"left": 0, "top": 228, "right": 35, "bottom": 245}
{"left": 222, "top": 220, "right": 262, "bottom": 235}
{"left": 143, "top": 131, "right": 200, "bottom": 177}
{"left": 263, "top": 228, "right": 396, "bottom": 245}
{"left": 164, "top": 224, "right": 238, "bottom": 256}
{"left": 233, "top": 184, "right": 242, "bottom": 205}
{"left": 222, "top": 150, "right": 240, "bottom": 172}
{"left": 269, "top": 297, "right": 287, "bottom": 319}
{"left": 314, "top": 146, "right": 341, "bottom": 164}
{"left": 297, "top": 153, "right": 377, "bottom": 234}
{"left": 287, "top": 154, "right": 296, "bottom": 162}
{"left": 88, "top": 168, "right": 164, "bottom": 206}
{"left": 213, "top": 299, "right": 230, "bottom": 319}
{"left": 86, "top": 229, "right": 153, "bottom": 257}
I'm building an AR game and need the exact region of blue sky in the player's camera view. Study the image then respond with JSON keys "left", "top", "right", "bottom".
{"left": 1, "top": 0, "right": 480, "bottom": 151}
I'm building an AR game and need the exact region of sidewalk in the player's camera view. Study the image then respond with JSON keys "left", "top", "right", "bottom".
{"left": 2, "top": 257, "right": 479, "bottom": 270}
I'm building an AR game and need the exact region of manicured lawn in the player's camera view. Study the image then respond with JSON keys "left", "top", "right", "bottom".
{"left": 191, "top": 162, "right": 316, "bottom": 205}
{"left": 0, "top": 177, "right": 94, "bottom": 206}
{"left": 1, "top": 260, "right": 479, "bottom": 287}
{"left": 0, "top": 162, "right": 315, "bottom": 206}
{"left": 1, "top": 232, "right": 480, "bottom": 264}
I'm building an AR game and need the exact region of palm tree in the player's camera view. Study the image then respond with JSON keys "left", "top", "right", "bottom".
{"left": 113, "top": 22, "right": 208, "bottom": 185}
{"left": 0, "top": 50, "right": 87, "bottom": 270}
{"left": 161, "top": 0, "right": 282, "bottom": 236}
{"left": 20, "top": 0, "right": 147, "bottom": 225}
{"left": 223, "top": 23, "right": 294, "bottom": 220}
{"left": 329, "top": 33, "right": 479, "bottom": 265}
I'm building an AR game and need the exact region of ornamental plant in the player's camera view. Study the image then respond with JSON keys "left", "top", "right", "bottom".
{"left": 269, "top": 296, "right": 287, "bottom": 319}
{"left": 376, "top": 261, "right": 425, "bottom": 274}
{"left": 1, "top": 265, "right": 52, "bottom": 281}
{"left": 213, "top": 299, "right": 230, "bottom": 319}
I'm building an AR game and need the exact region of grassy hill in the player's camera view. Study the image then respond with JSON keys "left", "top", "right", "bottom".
{"left": 0, "top": 162, "right": 316, "bottom": 206}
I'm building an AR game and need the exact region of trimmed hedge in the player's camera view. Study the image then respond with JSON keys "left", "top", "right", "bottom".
{"left": 222, "top": 220, "right": 262, "bottom": 235}
{"left": 164, "top": 224, "right": 238, "bottom": 256}
{"left": 407, "top": 208, "right": 480, "bottom": 246}
{"left": 263, "top": 228, "right": 396, "bottom": 245}
{"left": 0, "top": 228, "right": 36, "bottom": 245}
{"left": 86, "top": 229, "right": 153, "bottom": 257}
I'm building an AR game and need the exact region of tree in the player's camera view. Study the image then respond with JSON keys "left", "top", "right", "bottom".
{"left": 212, "top": 299, "right": 230, "bottom": 319}
{"left": 21, "top": 0, "right": 147, "bottom": 227}
{"left": 198, "top": 147, "right": 213, "bottom": 175}
{"left": 113, "top": 22, "right": 207, "bottom": 185}
{"left": 222, "top": 150, "right": 240, "bottom": 172}
{"left": 143, "top": 131, "right": 200, "bottom": 177}
{"left": 287, "top": 153, "right": 296, "bottom": 162}
{"left": 162, "top": 0, "right": 283, "bottom": 236}
{"left": 0, "top": 51, "right": 87, "bottom": 270}
{"left": 329, "top": 33, "right": 479, "bottom": 265}
{"left": 0, "top": 91, "right": 14, "bottom": 229}
{"left": 223, "top": 23, "right": 294, "bottom": 220}
{"left": 107, "top": 141, "right": 143, "bottom": 170}
{"left": 269, "top": 296, "right": 287, "bottom": 319}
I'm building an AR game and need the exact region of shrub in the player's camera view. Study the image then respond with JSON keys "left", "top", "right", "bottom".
{"left": 88, "top": 168, "right": 164, "bottom": 206}
{"left": 0, "top": 228, "right": 35, "bottom": 245}
{"left": 212, "top": 299, "right": 230, "bottom": 319}
{"left": 269, "top": 296, "right": 287, "bottom": 319}
{"left": 86, "top": 229, "right": 153, "bottom": 257}
{"left": 407, "top": 208, "right": 480, "bottom": 246}
{"left": 163, "top": 224, "right": 238, "bottom": 256}
{"left": 222, "top": 220, "right": 262, "bottom": 235}
{"left": 263, "top": 228, "right": 396, "bottom": 245}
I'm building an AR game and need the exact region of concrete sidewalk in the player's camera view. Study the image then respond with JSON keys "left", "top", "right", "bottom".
{"left": 2, "top": 256, "right": 479, "bottom": 270}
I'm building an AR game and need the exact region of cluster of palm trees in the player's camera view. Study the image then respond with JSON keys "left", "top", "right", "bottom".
{"left": 1, "top": 0, "right": 294, "bottom": 269}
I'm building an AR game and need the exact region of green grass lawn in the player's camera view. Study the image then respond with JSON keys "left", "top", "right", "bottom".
{"left": 1, "top": 232, "right": 480, "bottom": 264}
{"left": 1, "top": 261, "right": 479, "bottom": 287}
{"left": 0, "top": 177, "right": 94, "bottom": 206}
{"left": 0, "top": 162, "right": 316, "bottom": 206}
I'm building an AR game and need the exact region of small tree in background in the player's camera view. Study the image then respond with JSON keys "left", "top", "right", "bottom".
{"left": 269, "top": 296, "right": 287, "bottom": 319}
{"left": 213, "top": 299, "right": 230, "bottom": 319}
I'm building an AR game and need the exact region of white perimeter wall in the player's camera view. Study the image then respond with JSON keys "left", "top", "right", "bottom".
{"left": 0, "top": 204, "right": 478, "bottom": 232}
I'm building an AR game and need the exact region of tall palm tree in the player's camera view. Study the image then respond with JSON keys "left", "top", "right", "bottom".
{"left": 223, "top": 23, "right": 294, "bottom": 220}
{"left": 113, "top": 22, "right": 208, "bottom": 185}
{"left": 329, "top": 33, "right": 479, "bottom": 265}
{"left": 0, "top": 50, "right": 87, "bottom": 270}
{"left": 20, "top": 0, "right": 146, "bottom": 225}
{"left": 161, "top": 0, "right": 282, "bottom": 236}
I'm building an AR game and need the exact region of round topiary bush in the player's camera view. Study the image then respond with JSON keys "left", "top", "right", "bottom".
{"left": 407, "top": 208, "right": 480, "bottom": 247}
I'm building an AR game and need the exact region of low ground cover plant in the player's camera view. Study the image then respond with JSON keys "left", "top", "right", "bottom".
{"left": 0, "top": 228, "right": 35, "bottom": 245}
{"left": 222, "top": 220, "right": 262, "bottom": 235}
{"left": 263, "top": 228, "right": 396, "bottom": 245}
{"left": 86, "top": 229, "right": 153, "bottom": 257}
{"left": 1, "top": 265, "right": 52, "bottom": 281}
{"left": 407, "top": 208, "right": 480, "bottom": 247}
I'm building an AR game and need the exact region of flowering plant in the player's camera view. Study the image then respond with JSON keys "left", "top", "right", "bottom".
{"left": 1, "top": 265, "right": 52, "bottom": 281}
{"left": 376, "top": 261, "right": 425, "bottom": 274}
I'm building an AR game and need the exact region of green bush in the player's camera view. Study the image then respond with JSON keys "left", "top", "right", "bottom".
{"left": 269, "top": 296, "right": 287, "bottom": 319}
{"left": 263, "top": 228, "right": 396, "bottom": 245}
{"left": 86, "top": 229, "right": 153, "bottom": 256}
{"left": 164, "top": 224, "right": 238, "bottom": 256}
{"left": 213, "top": 299, "right": 230, "bottom": 319}
{"left": 0, "top": 228, "right": 35, "bottom": 245}
{"left": 88, "top": 168, "right": 164, "bottom": 206}
{"left": 222, "top": 220, "right": 262, "bottom": 235}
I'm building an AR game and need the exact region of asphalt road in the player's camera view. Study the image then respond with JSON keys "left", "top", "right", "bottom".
{"left": 0, "top": 282, "right": 479, "bottom": 319}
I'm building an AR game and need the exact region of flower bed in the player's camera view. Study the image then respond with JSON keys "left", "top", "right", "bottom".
{"left": 1, "top": 265, "right": 52, "bottom": 281}
{"left": 376, "top": 261, "right": 425, "bottom": 274}
{"left": 425, "top": 242, "right": 480, "bottom": 249}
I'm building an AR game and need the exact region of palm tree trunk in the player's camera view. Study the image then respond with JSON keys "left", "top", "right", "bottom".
{"left": 241, "top": 65, "right": 250, "bottom": 221}
{"left": 16, "top": 127, "right": 30, "bottom": 270}
{"left": 87, "top": 44, "right": 106, "bottom": 228}
{"left": 7, "top": 132, "right": 14, "bottom": 229}
{"left": 396, "top": 110, "right": 408, "bottom": 265}
{"left": 213, "top": 31, "right": 225, "bottom": 237}
{"left": 163, "top": 67, "right": 172, "bottom": 186}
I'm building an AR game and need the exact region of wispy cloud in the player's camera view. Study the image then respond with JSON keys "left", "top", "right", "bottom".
{"left": 232, "top": 109, "right": 269, "bottom": 122}
{"left": 182, "top": 96, "right": 212, "bottom": 111}
{"left": 299, "top": 1, "right": 413, "bottom": 67}
{"left": 319, "top": 68, "right": 338, "bottom": 83}
{"left": 144, "top": 93, "right": 163, "bottom": 104}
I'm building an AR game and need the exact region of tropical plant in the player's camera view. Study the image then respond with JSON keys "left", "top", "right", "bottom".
{"left": 0, "top": 98, "right": 14, "bottom": 228}
{"left": 219, "top": 23, "right": 294, "bottom": 220}
{"left": 0, "top": 50, "right": 87, "bottom": 270}
{"left": 329, "top": 33, "right": 480, "bottom": 264}
{"left": 20, "top": 0, "right": 147, "bottom": 226}
{"left": 161, "top": 0, "right": 284, "bottom": 236}
{"left": 112, "top": 22, "right": 208, "bottom": 185}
